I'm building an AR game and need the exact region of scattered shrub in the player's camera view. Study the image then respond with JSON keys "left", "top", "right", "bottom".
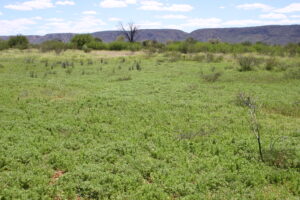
{"left": 8, "top": 35, "right": 29, "bottom": 49}
{"left": 82, "top": 45, "right": 92, "bottom": 53}
{"left": 265, "top": 57, "right": 279, "bottom": 71}
{"left": 284, "top": 67, "right": 300, "bottom": 79}
{"left": 71, "top": 34, "right": 94, "bottom": 49}
{"left": 0, "top": 40, "right": 9, "bottom": 50}
{"left": 237, "top": 56, "right": 259, "bottom": 71}
{"left": 39, "top": 40, "right": 67, "bottom": 54}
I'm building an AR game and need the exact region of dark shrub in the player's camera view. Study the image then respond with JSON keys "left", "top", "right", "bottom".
{"left": 0, "top": 40, "right": 9, "bottom": 50}
{"left": 39, "top": 40, "right": 67, "bottom": 54}
{"left": 265, "top": 57, "right": 279, "bottom": 71}
{"left": 71, "top": 34, "right": 94, "bottom": 49}
{"left": 8, "top": 35, "right": 29, "bottom": 49}
{"left": 237, "top": 56, "right": 259, "bottom": 71}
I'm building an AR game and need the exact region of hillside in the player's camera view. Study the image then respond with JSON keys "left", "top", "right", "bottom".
{"left": 1, "top": 25, "right": 300, "bottom": 45}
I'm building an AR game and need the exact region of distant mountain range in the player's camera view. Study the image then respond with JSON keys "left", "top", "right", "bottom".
{"left": 1, "top": 25, "right": 300, "bottom": 45}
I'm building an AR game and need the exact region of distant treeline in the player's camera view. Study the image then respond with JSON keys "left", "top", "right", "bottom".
{"left": 1, "top": 34, "right": 300, "bottom": 56}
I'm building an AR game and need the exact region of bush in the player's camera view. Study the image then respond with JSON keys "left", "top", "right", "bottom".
{"left": 8, "top": 35, "right": 29, "bottom": 49}
{"left": 265, "top": 57, "right": 279, "bottom": 71}
{"left": 0, "top": 40, "right": 9, "bottom": 50}
{"left": 108, "top": 41, "right": 128, "bottom": 51}
{"left": 237, "top": 56, "right": 259, "bottom": 71}
{"left": 39, "top": 40, "right": 67, "bottom": 54}
{"left": 87, "top": 41, "right": 107, "bottom": 50}
{"left": 82, "top": 45, "right": 92, "bottom": 53}
{"left": 71, "top": 34, "right": 94, "bottom": 49}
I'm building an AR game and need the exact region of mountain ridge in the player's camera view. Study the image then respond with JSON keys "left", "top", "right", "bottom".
{"left": 1, "top": 25, "right": 300, "bottom": 45}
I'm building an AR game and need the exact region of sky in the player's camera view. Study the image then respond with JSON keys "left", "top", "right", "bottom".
{"left": 0, "top": 0, "right": 300, "bottom": 35}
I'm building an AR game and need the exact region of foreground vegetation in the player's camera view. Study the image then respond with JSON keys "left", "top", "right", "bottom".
{"left": 0, "top": 49, "right": 299, "bottom": 199}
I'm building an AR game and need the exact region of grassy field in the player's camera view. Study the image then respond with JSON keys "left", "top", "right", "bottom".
{"left": 0, "top": 49, "right": 299, "bottom": 199}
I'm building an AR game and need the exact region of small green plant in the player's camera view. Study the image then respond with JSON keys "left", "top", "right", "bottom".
{"left": 237, "top": 56, "right": 258, "bottom": 71}
{"left": 284, "top": 67, "right": 300, "bottom": 79}
{"left": 202, "top": 72, "right": 222, "bottom": 82}
{"left": 82, "top": 45, "right": 92, "bottom": 53}
{"left": 29, "top": 71, "right": 38, "bottom": 78}
{"left": 265, "top": 57, "right": 278, "bottom": 71}
{"left": 236, "top": 92, "right": 264, "bottom": 161}
{"left": 116, "top": 75, "right": 132, "bottom": 81}
{"left": 65, "top": 68, "right": 73, "bottom": 75}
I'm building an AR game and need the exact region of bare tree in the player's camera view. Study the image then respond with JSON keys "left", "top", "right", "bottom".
{"left": 119, "top": 22, "right": 139, "bottom": 43}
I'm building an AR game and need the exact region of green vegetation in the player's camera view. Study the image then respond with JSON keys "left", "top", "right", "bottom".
{"left": 71, "top": 34, "right": 95, "bottom": 49}
{"left": 1, "top": 35, "right": 300, "bottom": 57}
{"left": 7, "top": 35, "right": 29, "bottom": 50}
{"left": 0, "top": 49, "right": 299, "bottom": 199}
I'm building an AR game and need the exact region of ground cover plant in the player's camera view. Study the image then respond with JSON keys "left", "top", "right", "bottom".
{"left": 0, "top": 49, "right": 299, "bottom": 199}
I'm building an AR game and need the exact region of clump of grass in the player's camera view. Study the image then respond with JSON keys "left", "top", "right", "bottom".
{"left": 265, "top": 57, "right": 279, "bottom": 71}
{"left": 284, "top": 67, "right": 300, "bottom": 79}
{"left": 116, "top": 75, "right": 132, "bottom": 81}
{"left": 25, "top": 57, "right": 35, "bottom": 64}
{"left": 87, "top": 59, "right": 93, "bottom": 65}
{"left": 206, "top": 53, "right": 224, "bottom": 63}
{"left": 65, "top": 68, "right": 73, "bottom": 75}
{"left": 164, "top": 52, "right": 183, "bottom": 62}
{"left": 0, "top": 63, "right": 4, "bottom": 68}
{"left": 264, "top": 136, "right": 299, "bottom": 169}
{"left": 120, "top": 57, "right": 126, "bottom": 63}
{"left": 136, "top": 62, "right": 142, "bottom": 71}
{"left": 202, "top": 72, "right": 222, "bottom": 82}
{"left": 237, "top": 56, "right": 259, "bottom": 71}
{"left": 190, "top": 54, "right": 206, "bottom": 62}
{"left": 29, "top": 71, "right": 38, "bottom": 78}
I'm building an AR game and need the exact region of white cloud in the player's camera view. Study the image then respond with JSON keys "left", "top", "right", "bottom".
{"left": 100, "top": 0, "right": 136, "bottom": 8}
{"left": 139, "top": 1, "right": 193, "bottom": 12}
{"left": 46, "top": 18, "right": 64, "bottom": 22}
{"left": 183, "top": 18, "right": 222, "bottom": 28}
{"left": 236, "top": 3, "right": 273, "bottom": 12}
{"left": 137, "top": 21, "right": 162, "bottom": 28}
{"left": 219, "top": 6, "right": 225, "bottom": 9}
{"left": 159, "top": 14, "right": 187, "bottom": 19}
{"left": 38, "top": 16, "right": 106, "bottom": 34}
{"left": 109, "top": 17, "right": 122, "bottom": 21}
{"left": 291, "top": 15, "right": 300, "bottom": 18}
{"left": 165, "top": 24, "right": 182, "bottom": 30}
{"left": 0, "top": 18, "right": 37, "bottom": 35}
{"left": 5, "top": 0, "right": 54, "bottom": 11}
{"left": 56, "top": 1, "right": 75, "bottom": 6}
{"left": 260, "top": 13, "right": 287, "bottom": 19}
{"left": 0, "top": 12, "right": 3, "bottom": 15}
{"left": 223, "top": 19, "right": 262, "bottom": 26}
{"left": 82, "top": 11, "right": 97, "bottom": 15}
{"left": 275, "top": 3, "right": 300, "bottom": 13}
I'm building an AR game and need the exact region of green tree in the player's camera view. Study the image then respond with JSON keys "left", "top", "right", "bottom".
{"left": 8, "top": 35, "right": 29, "bottom": 49}
{"left": 71, "top": 34, "right": 94, "bottom": 49}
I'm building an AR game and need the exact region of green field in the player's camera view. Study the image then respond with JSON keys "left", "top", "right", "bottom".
{"left": 0, "top": 49, "right": 299, "bottom": 199}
